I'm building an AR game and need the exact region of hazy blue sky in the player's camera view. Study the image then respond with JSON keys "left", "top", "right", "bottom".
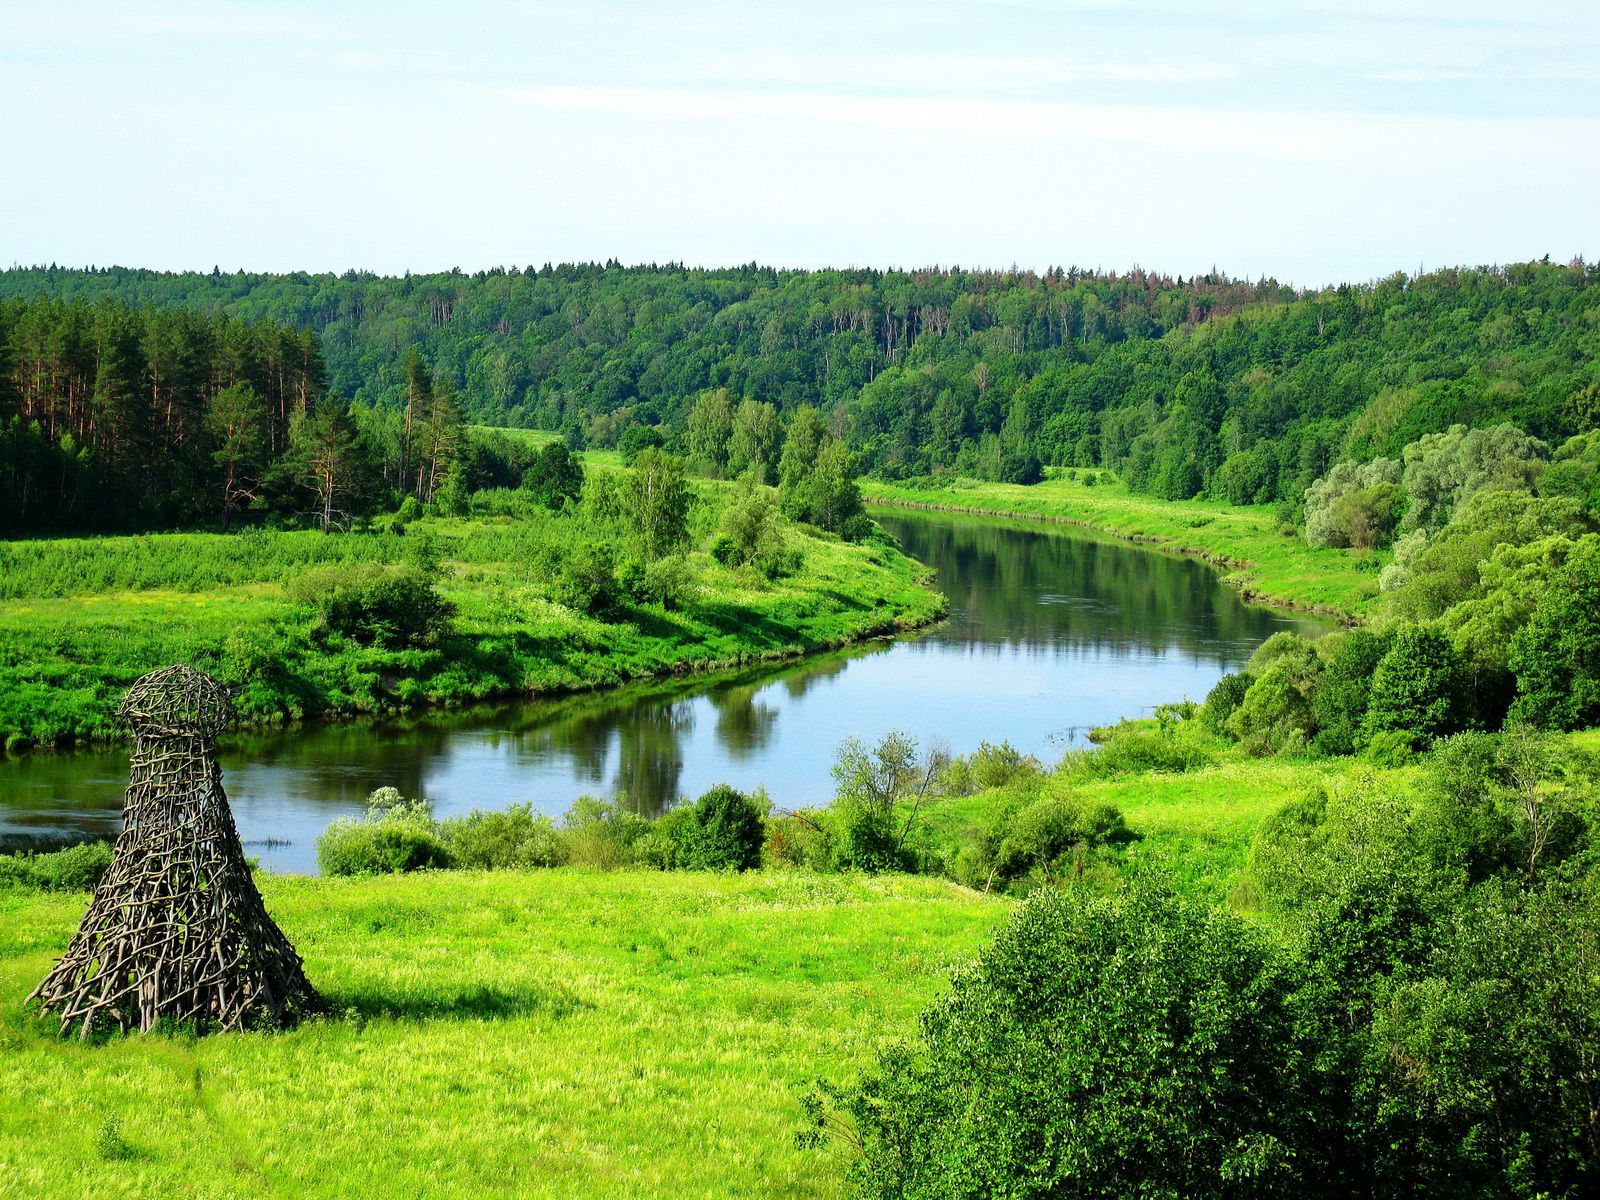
{"left": 4, "top": 1, "right": 1597, "bottom": 284}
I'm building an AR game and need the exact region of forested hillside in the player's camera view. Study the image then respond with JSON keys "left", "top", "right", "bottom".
{"left": 3, "top": 260, "right": 1596, "bottom": 508}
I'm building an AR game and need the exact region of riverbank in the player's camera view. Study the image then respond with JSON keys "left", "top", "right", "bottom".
{"left": 0, "top": 509, "right": 944, "bottom": 753}
{"left": 863, "top": 473, "right": 1379, "bottom": 622}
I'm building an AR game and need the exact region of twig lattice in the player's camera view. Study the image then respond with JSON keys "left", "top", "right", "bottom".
{"left": 29, "top": 665, "right": 319, "bottom": 1036}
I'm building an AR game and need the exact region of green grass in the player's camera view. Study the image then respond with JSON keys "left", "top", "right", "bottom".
{"left": 863, "top": 472, "right": 1380, "bottom": 621}
{"left": 0, "top": 870, "right": 1006, "bottom": 1199}
{"left": 0, "top": 489, "right": 943, "bottom": 750}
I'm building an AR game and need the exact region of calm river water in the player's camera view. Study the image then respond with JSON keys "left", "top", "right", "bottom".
{"left": 0, "top": 511, "right": 1325, "bottom": 873}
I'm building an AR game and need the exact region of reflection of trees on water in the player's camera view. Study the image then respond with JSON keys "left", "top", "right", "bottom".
{"left": 612, "top": 699, "right": 694, "bottom": 814}
{"left": 882, "top": 514, "right": 1322, "bottom": 666}
{"left": 7, "top": 514, "right": 1327, "bottom": 850}
{"left": 708, "top": 682, "right": 778, "bottom": 758}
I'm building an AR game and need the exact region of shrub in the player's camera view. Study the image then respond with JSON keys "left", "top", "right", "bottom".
{"left": 825, "top": 884, "right": 1313, "bottom": 1198}
{"left": 1363, "top": 626, "right": 1471, "bottom": 748}
{"left": 639, "top": 555, "right": 699, "bottom": 611}
{"left": 1508, "top": 535, "right": 1600, "bottom": 730}
{"left": 672, "top": 784, "right": 766, "bottom": 871}
{"left": 560, "top": 795, "right": 655, "bottom": 869}
{"left": 0, "top": 840, "right": 113, "bottom": 891}
{"left": 1202, "top": 670, "right": 1254, "bottom": 732}
{"left": 1361, "top": 729, "right": 1416, "bottom": 768}
{"left": 988, "top": 794, "right": 1131, "bottom": 886}
{"left": 317, "top": 790, "right": 452, "bottom": 876}
{"left": 1313, "top": 629, "right": 1394, "bottom": 754}
{"left": 317, "top": 819, "right": 452, "bottom": 876}
{"left": 763, "top": 810, "right": 836, "bottom": 870}
{"left": 549, "top": 543, "right": 620, "bottom": 616}
{"left": 1227, "top": 663, "right": 1317, "bottom": 755}
{"left": 829, "top": 732, "right": 938, "bottom": 873}
{"left": 938, "top": 741, "right": 1041, "bottom": 795}
{"left": 439, "top": 803, "right": 567, "bottom": 870}
{"left": 1069, "top": 721, "right": 1213, "bottom": 777}
{"left": 290, "top": 564, "right": 455, "bottom": 649}
{"left": 520, "top": 440, "right": 584, "bottom": 510}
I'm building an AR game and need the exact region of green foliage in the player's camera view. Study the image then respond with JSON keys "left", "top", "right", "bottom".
{"left": 1382, "top": 489, "right": 1593, "bottom": 621}
{"left": 1304, "top": 457, "right": 1402, "bottom": 548}
{"left": 937, "top": 741, "right": 1041, "bottom": 796}
{"left": 548, "top": 542, "right": 621, "bottom": 617}
{"left": 1363, "top": 626, "right": 1471, "bottom": 748}
{"left": 1202, "top": 670, "right": 1254, "bottom": 732}
{"left": 671, "top": 784, "right": 766, "bottom": 872}
{"left": 289, "top": 563, "right": 455, "bottom": 649}
{"left": 833, "top": 882, "right": 1312, "bottom": 1199}
{"left": 1070, "top": 718, "right": 1215, "bottom": 777}
{"left": 519, "top": 439, "right": 584, "bottom": 510}
{"left": 617, "top": 424, "right": 665, "bottom": 464}
{"left": 1370, "top": 880, "right": 1600, "bottom": 1198}
{"left": 317, "top": 791, "right": 453, "bottom": 876}
{"left": 638, "top": 555, "right": 699, "bottom": 611}
{"left": 830, "top": 731, "right": 939, "bottom": 872}
{"left": 0, "top": 840, "right": 112, "bottom": 892}
{"left": 559, "top": 795, "right": 657, "bottom": 869}
{"left": 1509, "top": 535, "right": 1600, "bottom": 730}
{"left": 1398, "top": 422, "right": 1549, "bottom": 536}
{"left": 971, "top": 791, "right": 1132, "bottom": 890}
{"left": 624, "top": 449, "right": 693, "bottom": 561}
{"left": 1312, "top": 628, "right": 1393, "bottom": 754}
{"left": 1227, "top": 663, "right": 1317, "bottom": 755}
{"left": 439, "top": 803, "right": 567, "bottom": 870}
{"left": 712, "top": 472, "right": 797, "bottom": 577}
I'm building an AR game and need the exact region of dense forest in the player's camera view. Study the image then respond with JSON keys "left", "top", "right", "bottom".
{"left": 8, "top": 260, "right": 1593, "bottom": 515}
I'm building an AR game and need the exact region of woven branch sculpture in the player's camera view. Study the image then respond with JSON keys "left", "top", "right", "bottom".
{"left": 29, "top": 665, "right": 319, "bottom": 1036}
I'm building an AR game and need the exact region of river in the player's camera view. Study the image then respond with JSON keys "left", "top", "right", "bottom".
{"left": 0, "top": 510, "right": 1326, "bottom": 873}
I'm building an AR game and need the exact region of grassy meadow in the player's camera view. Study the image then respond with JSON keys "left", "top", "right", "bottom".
{"left": 0, "top": 482, "right": 942, "bottom": 752}
{"left": 862, "top": 471, "right": 1379, "bottom": 620}
{"left": 0, "top": 871, "right": 1003, "bottom": 1200}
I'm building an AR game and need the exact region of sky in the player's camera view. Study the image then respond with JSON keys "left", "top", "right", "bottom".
{"left": 3, "top": 0, "right": 1598, "bottom": 286}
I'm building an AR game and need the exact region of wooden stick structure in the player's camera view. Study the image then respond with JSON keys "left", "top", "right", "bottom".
{"left": 29, "top": 665, "right": 319, "bottom": 1036}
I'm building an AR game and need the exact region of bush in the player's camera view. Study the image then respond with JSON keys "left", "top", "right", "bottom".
{"left": 1313, "top": 629, "right": 1393, "bottom": 754}
{"left": 986, "top": 794, "right": 1131, "bottom": 886}
{"left": 290, "top": 564, "right": 455, "bottom": 649}
{"left": 1068, "top": 721, "right": 1213, "bottom": 777}
{"left": 1361, "top": 729, "right": 1416, "bottom": 767}
{"left": 639, "top": 555, "right": 699, "bottom": 611}
{"left": 826, "top": 883, "right": 1314, "bottom": 1198}
{"left": 317, "top": 790, "right": 452, "bottom": 875}
{"left": 937, "top": 741, "right": 1041, "bottom": 795}
{"left": 560, "top": 795, "right": 655, "bottom": 869}
{"left": 1363, "top": 626, "right": 1471, "bottom": 748}
{"left": 0, "top": 840, "right": 113, "bottom": 891}
{"left": 439, "top": 803, "right": 567, "bottom": 870}
{"left": 672, "top": 784, "right": 766, "bottom": 871}
{"left": 549, "top": 543, "right": 621, "bottom": 617}
{"left": 520, "top": 440, "right": 584, "bottom": 510}
{"left": 1228, "top": 663, "right": 1318, "bottom": 755}
{"left": 1508, "top": 535, "right": 1600, "bottom": 730}
{"left": 1202, "top": 671, "right": 1254, "bottom": 732}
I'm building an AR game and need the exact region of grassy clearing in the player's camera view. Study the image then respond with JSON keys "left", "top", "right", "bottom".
{"left": 919, "top": 747, "right": 1411, "bottom": 903}
{"left": 0, "top": 870, "right": 1005, "bottom": 1200}
{"left": 0, "top": 493, "right": 942, "bottom": 750}
{"left": 862, "top": 472, "right": 1379, "bottom": 621}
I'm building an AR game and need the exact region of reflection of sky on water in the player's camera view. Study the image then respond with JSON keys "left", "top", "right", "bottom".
{"left": 0, "top": 512, "right": 1326, "bottom": 874}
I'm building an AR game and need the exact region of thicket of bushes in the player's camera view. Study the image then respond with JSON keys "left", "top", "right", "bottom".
{"left": 0, "top": 840, "right": 112, "bottom": 892}
{"left": 818, "top": 722, "right": 1600, "bottom": 1200}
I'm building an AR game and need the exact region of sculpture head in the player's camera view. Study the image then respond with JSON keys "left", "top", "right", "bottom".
{"left": 117, "top": 665, "right": 236, "bottom": 742}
